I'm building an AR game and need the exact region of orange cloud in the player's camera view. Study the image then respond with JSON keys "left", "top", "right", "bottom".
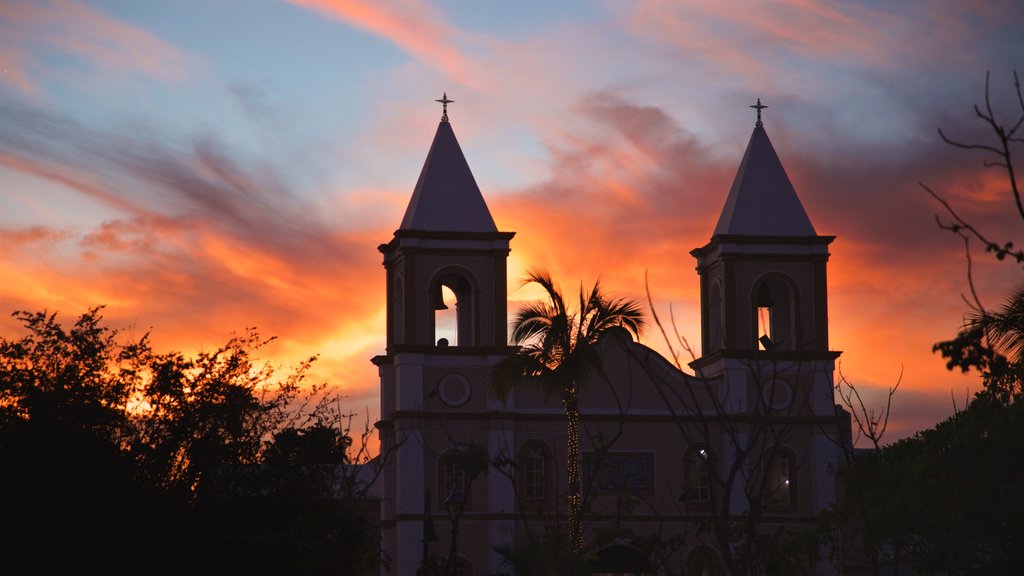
{"left": 0, "top": 101, "right": 389, "bottom": 427}
{"left": 621, "top": 0, "right": 1016, "bottom": 89}
{"left": 3, "top": 57, "right": 1017, "bottom": 453}
{"left": 623, "top": 0, "right": 893, "bottom": 84}
{"left": 488, "top": 89, "right": 1014, "bottom": 448}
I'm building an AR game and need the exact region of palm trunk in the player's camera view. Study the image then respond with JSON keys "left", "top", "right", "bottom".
{"left": 563, "top": 384, "right": 582, "bottom": 555}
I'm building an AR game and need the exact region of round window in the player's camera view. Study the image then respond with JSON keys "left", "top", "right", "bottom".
{"left": 438, "top": 373, "right": 471, "bottom": 407}
{"left": 761, "top": 378, "right": 793, "bottom": 410}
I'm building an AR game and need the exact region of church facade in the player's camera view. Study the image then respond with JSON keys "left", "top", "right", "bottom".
{"left": 373, "top": 101, "right": 849, "bottom": 575}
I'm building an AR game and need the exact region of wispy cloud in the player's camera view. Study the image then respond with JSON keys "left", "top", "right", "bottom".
{"left": 0, "top": 0, "right": 196, "bottom": 97}
{"left": 0, "top": 100, "right": 385, "bottom": 403}
{"left": 490, "top": 88, "right": 1014, "bottom": 413}
{"left": 287, "top": 0, "right": 488, "bottom": 90}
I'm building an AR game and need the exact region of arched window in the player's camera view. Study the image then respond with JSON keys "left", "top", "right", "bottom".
{"left": 706, "top": 281, "right": 723, "bottom": 352}
{"left": 765, "top": 447, "right": 795, "bottom": 508}
{"left": 434, "top": 285, "right": 458, "bottom": 346}
{"left": 391, "top": 275, "right": 404, "bottom": 344}
{"left": 684, "top": 445, "right": 711, "bottom": 505}
{"left": 431, "top": 271, "right": 475, "bottom": 347}
{"left": 517, "top": 440, "right": 552, "bottom": 504}
{"left": 524, "top": 447, "right": 545, "bottom": 500}
{"left": 753, "top": 276, "right": 796, "bottom": 351}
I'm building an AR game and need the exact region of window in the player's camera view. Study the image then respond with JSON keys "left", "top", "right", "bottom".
{"left": 524, "top": 447, "right": 545, "bottom": 500}
{"left": 685, "top": 446, "right": 711, "bottom": 504}
{"left": 754, "top": 277, "right": 796, "bottom": 351}
{"left": 757, "top": 305, "right": 772, "bottom": 350}
{"left": 583, "top": 452, "right": 654, "bottom": 496}
{"left": 766, "top": 449, "right": 794, "bottom": 507}
{"left": 434, "top": 285, "right": 458, "bottom": 346}
{"left": 517, "top": 440, "right": 551, "bottom": 503}
{"left": 392, "top": 275, "right": 404, "bottom": 344}
{"left": 431, "top": 271, "right": 475, "bottom": 347}
{"left": 706, "top": 282, "right": 723, "bottom": 351}
{"left": 444, "top": 458, "right": 466, "bottom": 501}
{"left": 438, "top": 451, "right": 473, "bottom": 510}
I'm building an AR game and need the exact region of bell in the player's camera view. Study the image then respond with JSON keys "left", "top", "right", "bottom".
{"left": 433, "top": 288, "right": 448, "bottom": 310}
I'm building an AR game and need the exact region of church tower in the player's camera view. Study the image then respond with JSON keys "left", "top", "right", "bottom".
{"left": 374, "top": 95, "right": 515, "bottom": 575}
{"left": 691, "top": 102, "right": 841, "bottom": 511}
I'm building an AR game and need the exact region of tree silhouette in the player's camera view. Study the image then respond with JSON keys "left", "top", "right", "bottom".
{"left": 829, "top": 71, "right": 1024, "bottom": 575}
{"left": 491, "top": 269, "right": 644, "bottom": 556}
{"left": 0, "top": 307, "right": 382, "bottom": 575}
{"left": 641, "top": 281, "right": 846, "bottom": 575}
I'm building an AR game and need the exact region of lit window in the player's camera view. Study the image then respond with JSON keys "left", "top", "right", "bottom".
{"left": 755, "top": 279, "right": 795, "bottom": 351}
{"left": 435, "top": 285, "right": 458, "bottom": 346}
{"left": 686, "top": 447, "right": 711, "bottom": 504}
{"left": 767, "top": 450, "right": 792, "bottom": 507}
{"left": 757, "top": 306, "right": 773, "bottom": 350}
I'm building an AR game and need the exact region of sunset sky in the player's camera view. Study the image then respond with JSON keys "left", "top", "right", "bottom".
{"left": 2, "top": 0, "right": 1023, "bottom": 444}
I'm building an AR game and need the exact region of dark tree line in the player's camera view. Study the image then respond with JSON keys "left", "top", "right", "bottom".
{"left": 826, "top": 72, "right": 1024, "bottom": 576}
{"left": 0, "top": 307, "right": 380, "bottom": 575}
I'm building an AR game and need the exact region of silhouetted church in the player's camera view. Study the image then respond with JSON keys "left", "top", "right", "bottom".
{"left": 373, "top": 97, "right": 848, "bottom": 575}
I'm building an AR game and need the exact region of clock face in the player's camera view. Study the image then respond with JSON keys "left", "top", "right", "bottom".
{"left": 761, "top": 378, "right": 793, "bottom": 411}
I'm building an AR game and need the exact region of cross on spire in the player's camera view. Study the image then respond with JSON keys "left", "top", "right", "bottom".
{"left": 436, "top": 92, "right": 454, "bottom": 123}
{"left": 750, "top": 98, "right": 768, "bottom": 127}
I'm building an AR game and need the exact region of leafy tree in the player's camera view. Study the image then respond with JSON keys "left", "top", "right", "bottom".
{"left": 0, "top": 308, "right": 151, "bottom": 570}
{"left": 130, "top": 329, "right": 311, "bottom": 501}
{"left": 491, "top": 270, "right": 644, "bottom": 556}
{"left": 0, "top": 307, "right": 381, "bottom": 575}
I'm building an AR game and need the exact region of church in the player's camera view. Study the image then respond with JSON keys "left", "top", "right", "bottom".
{"left": 373, "top": 97, "right": 850, "bottom": 575}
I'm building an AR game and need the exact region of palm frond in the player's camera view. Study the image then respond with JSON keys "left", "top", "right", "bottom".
{"left": 974, "top": 282, "right": 1024, "bottom": 361}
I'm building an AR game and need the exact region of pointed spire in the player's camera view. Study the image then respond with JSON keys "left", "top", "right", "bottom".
{"left": 713, "top": 122, "right": 816, "bottom": 237}
{"left": 399, "top": 107, "right": 497, "bottom": 233}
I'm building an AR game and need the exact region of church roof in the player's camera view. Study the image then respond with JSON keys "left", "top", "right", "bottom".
{"left": 399, "top": 120, "right": 498, "bottom": 233}
{"left": 713, "top": 125, "right": 816, "bottom": 237}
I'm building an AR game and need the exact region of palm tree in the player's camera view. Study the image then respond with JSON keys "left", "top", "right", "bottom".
{"left": 973, "top": 282, "right": 1024, "bottom": 363}
{"left": 491, "top": 270, "right": 644, "bottom": 556}
{"left": 962, "top": 283, "right": 1024, "bottom": 403}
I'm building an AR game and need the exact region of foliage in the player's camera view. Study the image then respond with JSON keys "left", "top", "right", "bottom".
{"left": 0, "top": 307, "right": 379, "bottom": 575}
{"left": 491, "top": 269, "right": 644, "bottom": 557}
{"left": 841, "top": 394, "right": 1024, "bottom": 575}
{"left": 935, "top": 283, "right": 1024, "bottom": 405}
{"left": 643, "top": 272, "right": 839, "bottom": 576}
{"left": 829, "top": 71, "right": 1024, "bottom": 576}
{"left": 493, "top": 525, "right": 595, "bottom": 576}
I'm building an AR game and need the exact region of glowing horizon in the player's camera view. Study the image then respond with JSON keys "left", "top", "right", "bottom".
{"left": 2, "top": 0, "right": 1023, "bottom": 446}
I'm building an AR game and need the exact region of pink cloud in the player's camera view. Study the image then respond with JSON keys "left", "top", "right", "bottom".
{"left": 287, "top": 0, "right": 488, "bottom": 91}
{"left": 484, "top": 90, "right": 1011, "bottom": 444}
{"left": 0, "top": 0, "right": 195, "bottom": 96}
{"left": 0, "top": 102, "right": 388, "bottom": 418}
{"left": 620, "top": 0, "right": 1012, "bottom": 84}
